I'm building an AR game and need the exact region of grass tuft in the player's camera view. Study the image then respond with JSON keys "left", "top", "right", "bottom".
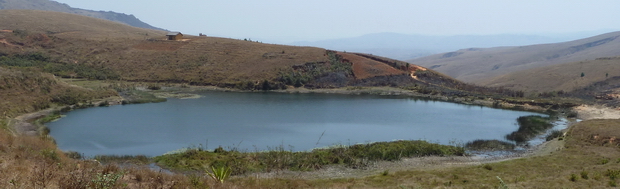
{"left": 569, "top": 174, "right": 578, "bottom": 182}
{"left": 206, "top": 165, "right": 232, "bottom": 183}
{"left": 581, "top": 170, "right": 589, "bottom": 179}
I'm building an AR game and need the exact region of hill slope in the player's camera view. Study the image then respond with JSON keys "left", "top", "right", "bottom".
{"left": 481, "top": 57, "right": 620, "bottom": 93}
{"left": 408, "top": 31, "right": 620, "bottom": 83}
{"left": 0, "top": 0, "right": 165, "bottom": 31}
{"left": 0, "top": 67, "right": 116, "bottom": 119}
{"left": 0, "top": 10, "right": 477, "bottom": 94}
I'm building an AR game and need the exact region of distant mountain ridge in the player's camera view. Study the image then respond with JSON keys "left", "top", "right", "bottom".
{"left": 290, "top": 32, "right": 604, "bottom": 60}
{"left": 0, "top": 0, "right": 165, "bottom": 31}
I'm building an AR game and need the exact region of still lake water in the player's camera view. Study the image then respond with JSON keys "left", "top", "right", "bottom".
{"left": 48, "top": 91, "right": 543, "bottom": 157}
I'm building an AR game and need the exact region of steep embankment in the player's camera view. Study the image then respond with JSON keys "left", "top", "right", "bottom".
{"left": 408, "top": 31, "right": 620, "bottom": 84}
{"left": 0, "top": 0, "right": 165, "bottom": 30}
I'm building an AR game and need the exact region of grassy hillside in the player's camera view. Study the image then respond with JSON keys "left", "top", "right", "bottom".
{"left": 0, "top": 10, "right": 495, "bottom": 96}
{"left": 408, "top": 31, "right": 620, "bottom": 84}
{"left": 0, "top": 67, "right": 116, "bottom": 119}
{"left": 0, "top": 0, "right": 165, "bottom": 30}
{"left": 482, "top": 57, "right": 620, "bottom": 93}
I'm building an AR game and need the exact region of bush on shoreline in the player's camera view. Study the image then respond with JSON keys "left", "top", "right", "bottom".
{"left": 506, "top": 115, "right": 554, "bottom": 144}
{"left": 465, "top": 139, "right": 516, "bottom": 151}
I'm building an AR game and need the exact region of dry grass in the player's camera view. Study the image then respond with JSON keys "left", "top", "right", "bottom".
{"left": 0, "top": 67, "right": 116, "bottom": 118}
{"left": 409, "top": 31, "right": 620, "bottom": 83}
{"left": 0, "top": 10, "right": 468, "bottom": 91}
{"left": 482, "top": 57, "right": 620, "bottom": 93}
{"left": 0, "top": 10, "right": 331, "bottom": 86}
{"left": 0, "top": 129, "right": 220, "bottom": 189}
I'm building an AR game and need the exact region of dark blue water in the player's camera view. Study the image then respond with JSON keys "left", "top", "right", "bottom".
{"left": 48, "top": 91, "right": 542, "bottom": 157}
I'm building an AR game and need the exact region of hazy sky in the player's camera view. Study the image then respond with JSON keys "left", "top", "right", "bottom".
{"left": 53, "top": 0, "right": 620, "bottom": 43}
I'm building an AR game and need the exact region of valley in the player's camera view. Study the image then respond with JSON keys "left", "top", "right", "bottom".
{"left": 1, "top": 5, "right": 620, "bottom": 188}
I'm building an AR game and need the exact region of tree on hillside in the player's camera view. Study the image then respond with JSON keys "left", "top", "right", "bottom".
{"left": 581, "top": 72, "right": 585, "bottom": 77}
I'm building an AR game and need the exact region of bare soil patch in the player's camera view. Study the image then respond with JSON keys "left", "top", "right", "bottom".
{"left": 573, "top": 104, "right": 620, "bottom": 120}
{"left": 338, "top": 52, "right": 405, "bottom": 79}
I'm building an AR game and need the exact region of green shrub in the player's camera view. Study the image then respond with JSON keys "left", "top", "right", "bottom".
{"left": 40, "top": 149, "right": 59, "bottom": 162}
{"left": 569, "top": 174, "right": 578, "bottom": 182}
{"left": 601, "top": 159, "right": 610, "bottom": 165}
{"left": 581, "top": 170, "right": 589, "bottom": 179}
{"left": 36, "top": 112, "right": 61, "bottom": 125}
{"left": 465, "top": 139, "right": 515, "bottom": 151}
{"left": 206, "top": 165, "right": 232, "bottom": 183}
{"left": 506, "top": 116, "right": 554, "bottom": 143}
{"left": 545, "top": 130, "right": 564, "bottom": 141}
{"left": 566, "top": 111, "right": 578, "bottom": 118}
{"left": 91, "top": 172, "right": 123, "bottom": 189}
{"left": 147, "top": 85, "right": 161, "bottom": 90}
{"left": 64, "top": 151, "right": 83, "bottom": 159}
{"left": 277, "top": 50, "right": 352, "bottom": 88}
{"left": 606, "top": 169, "right": 620, "bottom": 180}
{"left": 13, "top": 29, "right": 28, "bottom": 38}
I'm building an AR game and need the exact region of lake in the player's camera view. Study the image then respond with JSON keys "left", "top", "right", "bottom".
{"left": 48, "top": 91, "right": 543, "bottom": 157}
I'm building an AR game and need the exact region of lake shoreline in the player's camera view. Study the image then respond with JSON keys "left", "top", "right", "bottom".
{"left": 11, "top": 84, "right": 577, "bottom": 142}
{"left": 8, "top": 84, "right": 603, "bottom": 179}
